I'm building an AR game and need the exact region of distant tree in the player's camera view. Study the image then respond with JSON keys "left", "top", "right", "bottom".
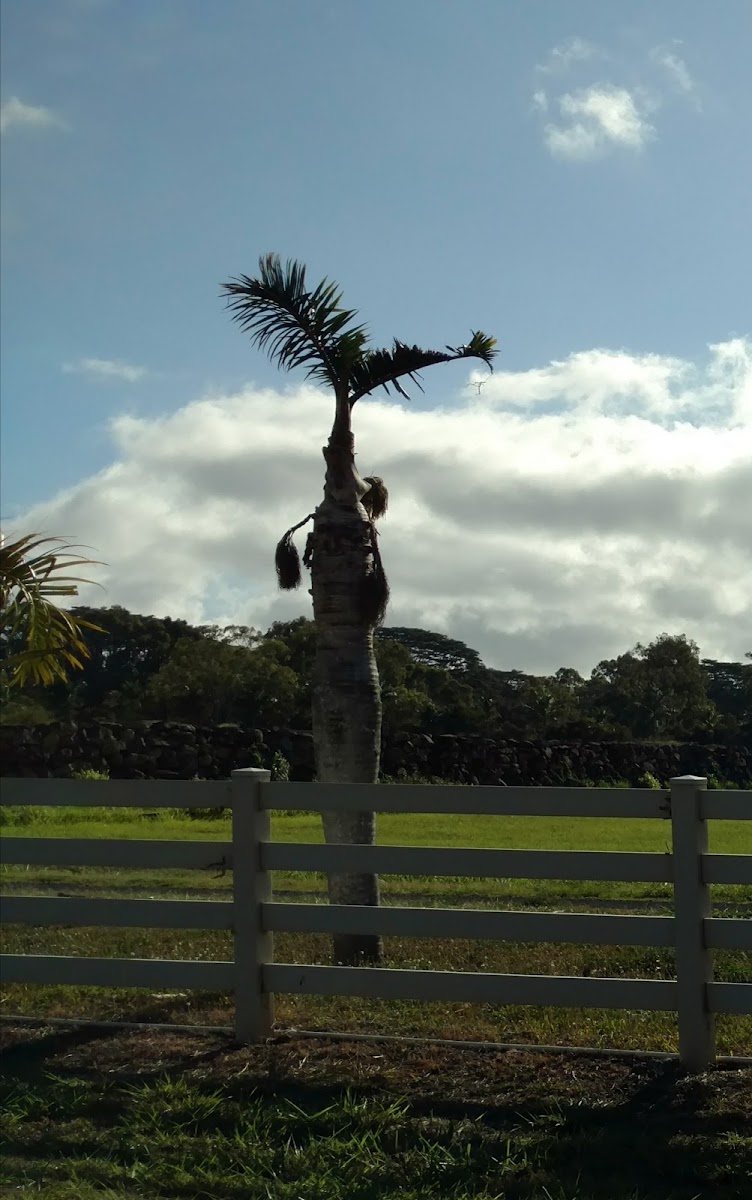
{"left": 459, "top": 666, "right": 534, "bottom": 738}
{"left": 702, "top": 656, "right": 752, "bottom": 742}
{"left": 418, "top": 666, "right": 488, "bottom": 734}
{"left": 145, "top": 637, "right": 299, "bottom": 726}
{"left": 701, "top": 658, "right": 751, "bottom": 719}
{"left": 513, "top": 673, "right": 587, "bottom": 738}
{"left": 58, "top": 605, "right": 205, "bottom": 712}
{"left": 263, "top": 618, "right": 316, "bottom": 726}
{"left": 375, "top": 638, "right": 435, "bottom": 734}
{"left": 265, "top": 617, "right": 316, "bottom": 676}
{"left": 377, "top": 627, "right": 483, "bottom": 674}
{"left": 554, "top": 667, "right": 585, "bottom": 692}
{"left": 586, "top": 634, "right": 717, "bottom": 740}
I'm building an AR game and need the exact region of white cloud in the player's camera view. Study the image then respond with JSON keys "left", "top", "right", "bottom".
{"left": 650, "top": 45, "right": 697, "bottom": 101}
{"left": 544, "top": 84, "right": 655, "bottom": 160}
{"left": 533, "top": 37, "right": 702, "bottom": 162}
{"left": 13, "top": 338, "right": 752, "bottom": 676}
{"left": 538, "top": 37, "right": 599, "bottom": 74}
{"left": 0, "top": 96, "right": 68, "bottom": 136}
{"left": 63, "top": 358, "right": 148, "bottom": 383}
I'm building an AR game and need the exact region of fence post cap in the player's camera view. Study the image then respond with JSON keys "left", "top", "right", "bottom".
{"left": 670, "top": 775, "right": 707, "bottom": 784}
{"left": 231, "top": 767, "right": 272, "bottom": 780}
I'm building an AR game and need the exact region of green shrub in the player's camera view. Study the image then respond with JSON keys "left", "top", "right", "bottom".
{"left": 270, "top": 750, "right": 291, "bottom": 782}
{"left": 637, "top": 771, "right": 663, "bottom": 789}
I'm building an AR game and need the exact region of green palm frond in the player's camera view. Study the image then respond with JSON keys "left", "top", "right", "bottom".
{"left": 348, "top": 332, "right": 498, "bottom": 404}
{"left": 221, "top": 254, "right": 369, "bottom": 390}
{"left": 0, "top": 533, "right": 104, "bottom": 689}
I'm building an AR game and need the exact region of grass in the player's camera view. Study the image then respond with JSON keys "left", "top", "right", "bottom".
{"left": 2, "top": 805, "right": 750, "bottom": 904}
{"left": 1, "top": 1026, "right": 750, "bottom": 1199}
{"left": 1, "top": 804, "right": 751, "bottom": 1054}
{"left": 1, "top": 803, "right": 751, "bottom": 1197}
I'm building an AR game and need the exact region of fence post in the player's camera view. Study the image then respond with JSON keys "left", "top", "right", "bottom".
{"left": 231, "top": 767, "right": 273, "bottom": 1042}
{"left": 670, "top": 774, "right": 715, "bottom": 1070}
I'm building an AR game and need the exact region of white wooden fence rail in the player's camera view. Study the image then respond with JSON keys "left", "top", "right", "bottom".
{"left": 1, "top": 770, "right": 750, "bottom": 1070}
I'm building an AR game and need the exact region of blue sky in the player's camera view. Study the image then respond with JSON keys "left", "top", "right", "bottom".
{"left": 1, "top": 0, "right": 750, "bottom": 671}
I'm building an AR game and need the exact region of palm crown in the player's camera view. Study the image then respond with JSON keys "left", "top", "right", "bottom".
{"left": 222, "top": 253, "right": 498, "bottom": 402}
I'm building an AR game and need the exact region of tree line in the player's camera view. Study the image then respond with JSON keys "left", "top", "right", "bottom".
{"left": 3, "top": 604, "right": 749, "bottom": 745}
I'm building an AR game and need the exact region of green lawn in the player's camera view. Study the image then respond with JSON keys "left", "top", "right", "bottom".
{"left": 1, "top": 1028, "right": 750, "bottom": 1199}
{"left": 2, "top": 805, "right": 750, "bottom": 903}
{"left": 1, "top": 806, "right": 751, "bottom": 1055}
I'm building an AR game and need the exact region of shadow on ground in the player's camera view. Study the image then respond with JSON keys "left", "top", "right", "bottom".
{"left": 1, "top": 1023, "right": 750, "bottom": 1199}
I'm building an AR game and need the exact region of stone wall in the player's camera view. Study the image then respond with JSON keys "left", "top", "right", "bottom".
{"left": 1, "top": 720, "right": 749, "bottom": 787}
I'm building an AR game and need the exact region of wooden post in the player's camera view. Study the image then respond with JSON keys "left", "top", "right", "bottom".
{"left": 670, "top": 775, "right": 715, "bottom": 1070}
{"left": 231, "top": 767, "right": 273, "bottom": 1042}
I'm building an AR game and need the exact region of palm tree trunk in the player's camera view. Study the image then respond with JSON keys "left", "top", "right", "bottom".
{"left": 309, "top": 392, "right": 384, "bottom": 966}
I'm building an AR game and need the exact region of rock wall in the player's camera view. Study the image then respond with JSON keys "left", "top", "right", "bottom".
{"left": 1, "top": 721, "right": 749, "bottom": 786}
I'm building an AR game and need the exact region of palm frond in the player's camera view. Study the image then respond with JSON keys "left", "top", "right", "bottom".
{"left": 0, "top": 533, "right": 104, "bottom": 688}
{"left": 444, "top": 330, "right": 498, "bottom": 368}
{"left": 221, "top": 253, "right": 369, "bottom": 390}
{"left": 348, "top": 332, "right": 498, "bottom": 404}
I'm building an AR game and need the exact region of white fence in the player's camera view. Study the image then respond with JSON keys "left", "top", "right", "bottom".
{"left": 1, "top": 769, "right": 751, "bottom": 1070}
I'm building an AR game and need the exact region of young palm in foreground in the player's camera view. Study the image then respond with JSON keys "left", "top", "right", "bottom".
{"left": 0, "top": 533, "right": 102, "bottom": 693}
{"left": 223, "top": 254, "right": 497, "bottom": 964}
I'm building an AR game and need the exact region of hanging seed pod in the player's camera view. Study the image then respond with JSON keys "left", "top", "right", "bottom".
{"left": 362, "top": 476, "right": 389, "bottom": 520}
{"left": 273, "top": 513, "right": 314, "bottom": 589}
{"left": 274, "top": 530, "right": 302, "bottom": 590}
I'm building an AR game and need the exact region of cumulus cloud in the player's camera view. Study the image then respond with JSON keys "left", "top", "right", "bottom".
{"left": 12, "top": 340, "right": 752, "bottom": 675}
{"left": 62, "top": 358, "right": 148, "bottom": 383}
{"left": 0, "top": 96, "right": 68, "bottom": 136}
{"left": 544, "top": 84, "right": 655, "bottom": 160}
{"left": 533, "top": 36, "right": 701, "bottom": 162}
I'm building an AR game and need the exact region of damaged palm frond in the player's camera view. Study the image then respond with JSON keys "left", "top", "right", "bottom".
{"left": 274, "top": 513, "right": 314, "bottom": 590}
{"left": 362, "top": 476, "right": 389, "bottom": 520}
{"left": 359, "top": 525, "right": 390, "bottom": 626}
{"left": 221, "top": 254, "right": 369, "bottom": 391}
{"left": 348, "top": 333, "right": 498, "bottom": 405}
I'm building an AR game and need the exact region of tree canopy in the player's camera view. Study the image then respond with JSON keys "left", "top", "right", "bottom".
{"left": 4, "top": 606, "right": 748, "bottom": 746}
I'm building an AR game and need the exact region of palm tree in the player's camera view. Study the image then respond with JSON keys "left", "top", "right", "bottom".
{"left": 222, "top": 254, "right": 497, "bottom": 965}
{"left": 0, "top": 533, "right": 103, "bottom": 692}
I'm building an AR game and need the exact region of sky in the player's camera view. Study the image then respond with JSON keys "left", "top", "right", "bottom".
{"left": 1, "top": 0, "right": 751, "bottom": 675}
